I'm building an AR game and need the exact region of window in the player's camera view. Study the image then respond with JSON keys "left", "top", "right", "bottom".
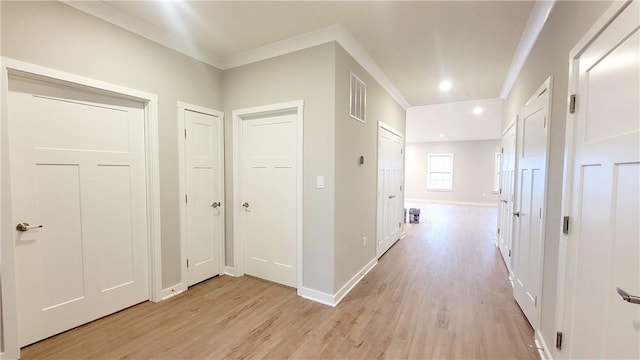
{"left": 494, "top": 152, "right": 501, "bottom": 193}
{"left": 427, "top": 153, "right": 453, "bottom": 191}
{"left": 349, "top": 72, "right": 366, "bottom": 123}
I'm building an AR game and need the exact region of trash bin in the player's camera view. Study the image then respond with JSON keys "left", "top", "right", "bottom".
{"left": 409, "top": 208, "right": 420, "bottom": 223}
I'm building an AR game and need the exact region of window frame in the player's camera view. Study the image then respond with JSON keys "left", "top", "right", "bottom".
{"left": 426, "top": 153, "right": 454, "bottom": 191}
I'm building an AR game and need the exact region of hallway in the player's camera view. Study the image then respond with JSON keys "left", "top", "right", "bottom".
{"left": 22, "top": 204, "right": 538, "bottom": 359}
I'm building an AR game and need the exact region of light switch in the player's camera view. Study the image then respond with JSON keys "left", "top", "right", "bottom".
{"left": 317, "top": 176, "right": 325, "bottom": 189}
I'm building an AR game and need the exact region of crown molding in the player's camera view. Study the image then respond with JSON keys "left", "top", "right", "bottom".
{"left": 63, "top": 1, "right": 224, "bottom": 68}
{"left": 499, "top": 0, "right": 556, "bottom": 100}
{"left": 63, "top": 2, "right": 410, "bottom": 110}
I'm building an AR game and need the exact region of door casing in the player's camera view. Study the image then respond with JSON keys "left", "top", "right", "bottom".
{"left": 0, "top": 57, "right": 162, "bottom": 359}
{"left": 231, "top": 100, "right": 304, "bottom": 291}
{"left": 177, "top": 102, "right": 226, "bottom": 293}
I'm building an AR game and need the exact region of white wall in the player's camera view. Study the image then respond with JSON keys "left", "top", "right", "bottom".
{"left": 502, "top": 0, "right": 612, "bottom": 356}
{"left": 0, "top": 1, "right": 224, "bottom": 291}
{"left": 406, "top": 140, "right": 500, "bottom": 205}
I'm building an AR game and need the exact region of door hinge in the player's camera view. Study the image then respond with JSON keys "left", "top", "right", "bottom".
{"left": 185, "top": 195, "right": 188, "bottom": 204}
{"left": 497, "top": 228, "right": 501, "bottom": 235}
{"left": 539, "top": 207, "right": 542, "bottom": 219}
{"left": 400, "top": 185, "right": 403, "bottom": 191}
{"left": 508, "top": 249, "right": 512, "bottom": 257}
{"left": 569, "top": 94, "right": 576, "bottom": 114}
{"left": 499, "top": 188, "right": 502, "bottom": 195}
{"left": 187, "top": 259, "right": 189, "bottom": 268}
{"left": 399, "top": 222, "right": 401, "bottom": 228}
{"left": 501, "top": 147, "right": 504, "bottom": 154}
{"left": 556, "top": 331, "right": 563, "bottom": 350}
{"left": 534, "top": 296, "right": 538, "bottom": 307}
{"left": 563, "top": 216, "right": 570, "bottom": 235}
{"left": 184, "top": 128, "right": 187, "bottom": 138}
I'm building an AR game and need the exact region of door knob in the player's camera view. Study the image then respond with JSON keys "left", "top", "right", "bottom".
{"left": 616, "top": 287, "right": 640, "bottom": 305}
{"left": 389, "top": 195, "right": 396, "bottom": 199}
{"left": 242, "top": 202, "right": 250, "bottom": 208}
{"left": 513, "top": 211, "right": 520, "bottom": 217}
{"left": 211, "top": 202, "right": 221, "bottom": 208}
{"left": 501, "top": 200, "right": 508, "bottom": 203}
{"left": 16, "top": 222, "right": 43, "bottom": 232}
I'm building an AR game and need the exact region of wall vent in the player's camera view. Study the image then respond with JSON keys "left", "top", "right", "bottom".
{"left": 349, "top": 72, "right": 366, "bottom": 123}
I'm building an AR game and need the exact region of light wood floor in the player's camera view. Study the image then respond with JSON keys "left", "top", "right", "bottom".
{"left": 22, "top": 204, "right": 539, "bottom": 359}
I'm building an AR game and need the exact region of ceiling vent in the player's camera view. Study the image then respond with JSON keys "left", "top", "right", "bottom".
{"left": 350, "top": 72, "right": 366, "bottom": 123}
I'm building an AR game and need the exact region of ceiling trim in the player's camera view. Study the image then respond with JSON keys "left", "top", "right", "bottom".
{"left": 63, "top": 1, "right": 224, "bottom": 68}
{"left": 499, "top": 0, "right": 556, "bottom": 100}
{"left": 63, "top": 2, "right": 410, "bottom": 110}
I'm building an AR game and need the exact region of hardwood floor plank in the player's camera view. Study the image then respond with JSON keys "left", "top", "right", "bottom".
{"left": 21, "top": 204, "right": 538, "bottom": 359}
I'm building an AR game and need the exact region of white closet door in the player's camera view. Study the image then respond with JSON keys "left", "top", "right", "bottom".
{"left": 377, "top": 126, "right": 403, "bottom": 258}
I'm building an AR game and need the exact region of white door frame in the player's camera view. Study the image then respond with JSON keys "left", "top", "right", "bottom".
{"left": 176, "top": 101, "right": 225, "bottom": 296}
{"left": 231, "top": 100, "right": 304, "bottom": 291}
{"left": 376, "top": 121, "right": 405, "bottom": 257}
{"left": 499, "top": 119, "right": 517, "bottom": 277}
{"left": 554, "top": 0, "right": 634, "bottom": 350}
{"left": 513, "top": 76, "right": 553, "bottom": 332}
{"left": 0, "top": 58, "right": 162, "bottom": 359}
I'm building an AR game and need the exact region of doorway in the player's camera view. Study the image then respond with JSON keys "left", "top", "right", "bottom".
{"left": 1, "top": 59, "right": 161, "bottom": 351}
{"left": 232, "top": 101, "right": 303, "bottom": 288}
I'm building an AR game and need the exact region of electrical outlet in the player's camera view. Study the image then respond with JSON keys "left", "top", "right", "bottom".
{"left": 362, "top": 236, "right": 367, "bottom": 247}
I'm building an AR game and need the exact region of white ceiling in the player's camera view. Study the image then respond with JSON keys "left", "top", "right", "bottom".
{"left": 69, "top": 0, "right": 534, "bottom": 108}
{"left": 406, "top": 98, "right": 503, "bottom": 143}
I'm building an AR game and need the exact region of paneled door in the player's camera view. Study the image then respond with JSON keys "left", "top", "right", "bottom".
{"left": 560, "top": 1, "right": 639, "bottom": 358}
{"left": 512, "top": 79, "right": 551, "bottom": 330}
{"left": 183, "top": 107, "right": 224, "bottom": 286}
{"left": 377, "top": 125, "right": 404, "bottom": 258}
{"left": 240, "top": 111, "right": 297, "bottom": 287}
{"left": 9, "top": 76, "right": 149, "bottom": 346}
{"left": 498, "top": 123, "right": 517, "bottom": 273}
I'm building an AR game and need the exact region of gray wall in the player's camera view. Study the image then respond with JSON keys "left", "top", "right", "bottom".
{"left": 405, "top": 140, "right": 501, "bottom": 204}
{"left": 0, "top": 1, "right": 224, "bottom": 289}
{"left": 222, "top": 43, "right": 337, "bottom": 294}
{"left": 333, "top": 45, "right": 406, "bottom": 292}
{"left": 502, "top": 1, "right": 612, "bottom": 357}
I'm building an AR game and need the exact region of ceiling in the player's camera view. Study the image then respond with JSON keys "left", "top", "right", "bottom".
{"left": 71, "top": 1, "right": 535, "bottom": 108}
{"left": 406, "top": 98, "right": 503, "bottom": 143}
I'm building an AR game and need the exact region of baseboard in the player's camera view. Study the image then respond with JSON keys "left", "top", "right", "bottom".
{"left": 298, "top": 287, "right": 336, "bottom": 307}
{"left": 405, "top": 198, "right": 498, "bottom": 207}
{"left": 224, "top": 265, "right": 239, "bottom": 277}
{"left": 535, "top": 330, "right": 553, "bottom": 360}
{"left": 334, "top": 257, "right": 378, "bottom": 306}
{"left": 298, "top": 257, "right": 378, "bottom": 307}
{"left": 160, "top": 283, "right": 187, "bottom": 301}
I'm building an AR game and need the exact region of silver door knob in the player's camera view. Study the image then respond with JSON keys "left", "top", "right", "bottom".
{"left": 617, "top": 287, "right": 640, "bottom": 305}
{"left": 242, "top": 202, "right": 250, "bottom": 208}
{"left": 389, "top": 195, "right": 396, "bottom": 199}
{"left": 211, "top": 202, "right": 221, "bottom": 208}
{"left": 16, "top": 222, "right": 43, "bottom": 232}
{"left": 513, "top": 211, "right": 520, "bottom": 217}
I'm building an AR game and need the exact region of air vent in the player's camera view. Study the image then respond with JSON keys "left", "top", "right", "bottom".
{"left": 350, "top": 72, "right": 366, "bottom": 123}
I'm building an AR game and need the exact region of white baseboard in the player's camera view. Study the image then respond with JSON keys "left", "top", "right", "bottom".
{"left": 298, "top": 287, "right": 336, "bottom": 307}
{"left": 298, "top": 257, "right": 378, "bottom": 307}
{"left": 405, "top": 198, "right": 498, "bottom": 207}
{"left": 224, "top": 265, "right": 239, "bottom": 277}
{"left": 334, "top": 257, "right": 377, "bottom": 306}
{"left": 535, "top": 330, "right": 553, "bottom": 360}
{"left": 160, "top": 283, "right": 187, "bottom": 301}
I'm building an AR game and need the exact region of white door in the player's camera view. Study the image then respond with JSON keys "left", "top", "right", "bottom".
{"left": 377, "top": 126, "right": 404, "bottom": 258}
{"left": 498, "top": 123, "right": 517, "bottom": 272}
{"left": 512, "top": 80, "right": 550, "bottom": 329}
{"left": 561, "top": 2, "right": 639, "bottom": 358}
{"left": 184, "top": 109, "right": 223, "bottom": 287}
{"left": 240, "top": 112, "right": 297, "bottom": 287}
{"left": 9, "top": 77, "right": 149, "bottom": 346}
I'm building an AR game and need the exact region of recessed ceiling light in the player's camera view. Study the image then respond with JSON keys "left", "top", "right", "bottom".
{"left": 439, "top": 80, "right": 452, "bottom": 92}
{"left": 439, "top": 133, "right": 445, "bottom": 138}
{"left": 473, "top": 106, "right": 483, "bottom": 115}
